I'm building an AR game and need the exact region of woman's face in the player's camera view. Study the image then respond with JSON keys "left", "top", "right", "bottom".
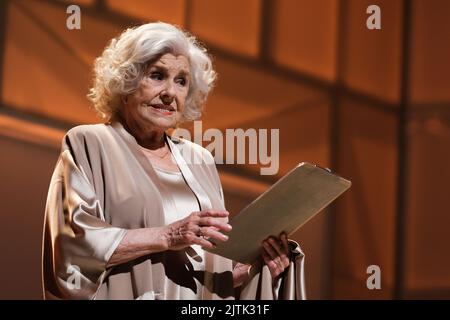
{"left": 121, "top": 53, "right": 190, "bottom": 132}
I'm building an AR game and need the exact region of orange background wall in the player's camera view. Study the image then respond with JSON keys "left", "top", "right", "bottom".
{"left": 0, "top": 0, "right": 449, "bottom": 299}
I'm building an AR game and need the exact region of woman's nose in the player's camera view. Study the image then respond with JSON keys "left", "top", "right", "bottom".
{"left": 160, "top": 81, "right": 176, "bottom": 102}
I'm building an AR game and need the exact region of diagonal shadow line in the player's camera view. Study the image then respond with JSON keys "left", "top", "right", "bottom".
{"left": 409, "top": 105, "right": 450, "bottom": 124}
{"left": 0, "top": 102, "right": 74, "bottom": 131}
{"left": 12, "top": 0, "right": 89, "bottom": 71}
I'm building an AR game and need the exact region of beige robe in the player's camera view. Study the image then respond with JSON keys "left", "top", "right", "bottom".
{"left": 42, "top": 122, "right": 306, "bottom": 300}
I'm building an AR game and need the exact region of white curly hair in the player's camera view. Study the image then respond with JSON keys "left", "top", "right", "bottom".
{"left": 87, "top": 22, "right": 217, "bottom": 122}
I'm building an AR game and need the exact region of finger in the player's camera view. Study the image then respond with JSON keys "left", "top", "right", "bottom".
{"left": 199, "top": 217, "right": 232, "bottom": 232}
{"left": 261, "top": 250, "right": 276, "bottom": 269}
{"left": 198, "top": 210, "right": 229, "bottom": 218}
{"left": 262, "top": 240, "right": 278, "bottom": 260}
{"left": 261, "top": 251, "right": 281, "bottom": 277}
{"left": 201, "top": 227, "right": 229, "bottom": 242}
{"left": 267, "top": 237, "right": 285, "bottom": 258}
{"left": 264, "top": 241, "right": 286, "bottom": 271}
{"left": 184, "top": 231, "right": 215, "bottom": 249}
{"left": 275, "top": 256, "right": 284, "bottom": 271}
{"left": 194, "top": 224, "right": 202, "bottom": 236}
{"left": 280, "top": 233, "right": 291, "bottom": 267}
{"left": 193, "top": 235, "right": 216, "bottom": 249}
{"left": 280, "top": 232, "right": 289, "bottom": 254}
{"left": 268, "top": 236, "right": 289, "bottom": 268}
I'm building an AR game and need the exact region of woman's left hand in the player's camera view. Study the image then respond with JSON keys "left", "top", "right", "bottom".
{"left": 261, "top": 232, "right": 291, "bottom": 279}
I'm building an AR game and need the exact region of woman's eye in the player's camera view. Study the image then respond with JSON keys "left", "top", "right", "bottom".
{"left": 176, "top": 78, "right": 187, "bottom": 86}
{"left": 149, "top": 72, "right": 163, "bottom": 80}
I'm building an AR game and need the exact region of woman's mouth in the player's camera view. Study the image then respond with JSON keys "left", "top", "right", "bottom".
{"left": 142, "top": 103, "right": 176, "bottom": 115}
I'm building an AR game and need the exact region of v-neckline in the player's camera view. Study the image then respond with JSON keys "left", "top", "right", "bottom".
{"left": 109, "top": 122, "right": 212, "bottom": 211}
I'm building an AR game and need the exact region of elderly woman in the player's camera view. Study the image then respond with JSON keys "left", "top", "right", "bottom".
{"left": 42, "top": 22, "right": 305, "bottom": 300}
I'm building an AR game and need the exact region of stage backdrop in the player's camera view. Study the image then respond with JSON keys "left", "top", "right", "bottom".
{"left": 0, "top": 0, "right": 449, "bottom": 299}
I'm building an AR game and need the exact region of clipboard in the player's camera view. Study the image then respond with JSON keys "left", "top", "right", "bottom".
{"left": 205, "top": 162, "right": 351, "bottom": 263}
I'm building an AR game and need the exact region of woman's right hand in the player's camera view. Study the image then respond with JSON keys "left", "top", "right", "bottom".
{"left": 162, "top": 210, "right": 232, "bottom": 251}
